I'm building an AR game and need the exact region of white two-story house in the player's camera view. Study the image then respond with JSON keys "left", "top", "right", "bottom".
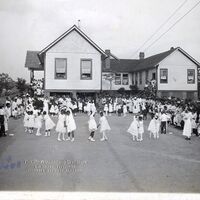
{"left": 25, "top": 25, "right": 200, "bottom": 99}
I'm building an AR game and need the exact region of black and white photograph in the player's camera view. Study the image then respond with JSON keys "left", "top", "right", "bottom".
{"left": 0, "top": 0, "right": 200, "bottom": 199}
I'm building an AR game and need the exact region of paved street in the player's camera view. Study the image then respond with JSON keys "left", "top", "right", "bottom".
{"left": 0, "top": 113, "right": 200, "bottom": 192}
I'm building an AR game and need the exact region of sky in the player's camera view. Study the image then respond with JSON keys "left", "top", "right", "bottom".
{"left": 0, "top": 0, "right": 199, "bottom": 82}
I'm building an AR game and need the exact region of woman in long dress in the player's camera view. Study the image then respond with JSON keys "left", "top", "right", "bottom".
{"left": 182, "top": 109, "right": 192, "bottom": 140}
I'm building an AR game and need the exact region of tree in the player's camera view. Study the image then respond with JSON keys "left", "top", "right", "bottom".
{"left": 16, "top": 78, "right": 28, "bottom": 94}
{"left": 0, "top": 73, "right": 15, "bottom": 95}
{"left": 129, "top": 84, "right": 138, "bottom": 94}
{"left": 117, "top": 87, "right": 126, "bottom": 94}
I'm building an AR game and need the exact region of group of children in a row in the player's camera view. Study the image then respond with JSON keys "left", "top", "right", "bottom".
{"left": 24, "top": 106, "right": 111, "bottom": 142}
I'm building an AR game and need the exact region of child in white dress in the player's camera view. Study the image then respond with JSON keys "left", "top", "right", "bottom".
{"left": 104, "top": 104, "right": 108, "bottom": 116}
{"left": 54, "top": 105, "right": 59, "bottom": 116}
{"left": 24, "top": 111, "right": 29, "bottom": 133}
{"left": 78, "top": 101, "right": 83, "bottom": 113}
{"left": 50, "top": 104, "right": 56, "bottom": 116}
{"left": 98, "top": 111, "right": 111, "bottom": 141}
{"left": 65, "top": 109, "right": 76, "bottom": 142}
{"left": 56, "top": 109, "right": 66, "bottom": 141}
{"left": 148, "top": 114, "right": 160, "bottom": 139}
{"left": 138, "top": 115, "right": 144, "bottom": 141}
{"left": 108, "top": 103, "right": 113, "bottom": 116}
{"left": 27, "top": 111, "right": 35, "bottom": 134}
{"left": 35, "top": 111, "right": 43, "bottom": 136}
{"left": 123, "top": 103, "right": 128, "bottom": 117}
{"left": 43, "top": 111, "right": 55, "bottom": 136}
{"left": 88, "top": 111, "right": 97, "bottom": 142}
{"left": 127, "top": 115, "right": 139, "bottom": 141}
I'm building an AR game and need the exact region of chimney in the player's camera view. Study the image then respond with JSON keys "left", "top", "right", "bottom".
{"left": 139, "top": 52, "right": 145, "bottom": 60}
{"left": 105, "top": 49, "right": 111, "bottom": 69}
{"left": 170, "top": 47, "right": 174, "bottom": 50}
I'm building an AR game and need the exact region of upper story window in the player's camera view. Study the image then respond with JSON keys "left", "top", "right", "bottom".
{"left": 115, "top": 73, "right": 121, "bottom": 85}
{"left": 160, "top": 69, "right": 168, "bottom": 83}
{"left": 187, "top": 69, "right": 195, "bottom": 84}
{"left": 122, "top": 73, "right": 129, "bottom": 85}
{"left": 55, "top": 58, "right": 67, "bottom": 79}
{"left": 80, "top": 59, "right": 92, "bottom": 80}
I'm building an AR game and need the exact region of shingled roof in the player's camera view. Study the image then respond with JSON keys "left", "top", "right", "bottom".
{"left": 133, "top": 47, "right": 176, "bottom": 71}
{"left": 25, "top": 47, "right": 199, "bottom": 72}
{"left": 102, "top": 48, "right": 177, "bottom": 73}
{"left": 102, "top": 59, "right": 141, "bottom": 72}
{"left": 25, "top": 51, "right": 43, "bottom": 70}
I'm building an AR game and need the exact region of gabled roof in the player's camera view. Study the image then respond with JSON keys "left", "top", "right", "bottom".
{"left": 103, "top": 47, "right": 200, "bottom": 73}
{"left": 38, "top": 25, "right": 107, "bottom": 63}
{"left": 133, "top": 47, "right": 176, "bottom": 71}
{"left": 176, "top": 47, "right": 200, "bottom": 66}
{"left": 133, "top": 47, "right": 200, "bottom": 72}
{"left": 25, "top": 51, "right": 43, "bottom": 70}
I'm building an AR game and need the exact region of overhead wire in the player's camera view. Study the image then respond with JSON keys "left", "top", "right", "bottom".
{"left": 130, "top": 0, "right": 188, "bottom": 58}
{"left": 143, "top": 0, "right": 200, "bottom": 52}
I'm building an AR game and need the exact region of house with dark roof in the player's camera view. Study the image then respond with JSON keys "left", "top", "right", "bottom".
{"left": 25, "top": 25, "right": 200, "bottom": 99}
{"left": 102, "top": 47, "right": 200, "bottom": 99}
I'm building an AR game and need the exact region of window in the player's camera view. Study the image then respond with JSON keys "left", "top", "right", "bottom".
{"left": 55, "top": 58, "right": 67, "bottom": 79}
{"left": 115, "top": 73, "right": 121, "bottom": 85}
{"left": 122, "top": 74, "right": 129, "bottom": 85}
{"left": 80, "top": 59, "right": 92, "bottom": 80}
{"left": 160, "top": 69, "right": 168, "bottom": 83}
{"left": 187, "top": 69, "right": 195, "bottom": 84}
{"left": 139, "top": 72, "right": 142, "bottom": 84}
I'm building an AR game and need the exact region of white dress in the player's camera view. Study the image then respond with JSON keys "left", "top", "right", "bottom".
{"left": 50, "top": 105, "right": 55, "bottom": 114}
{"left": 78, "top": 102, "right": 83, "bottom": 111}
{"left": 27, "top": 115, "right": 35, "bottom": 128}
{"left": 127, "top": 117, "right": 139, "bottom": 136}
{"left": 44, "top": 114, "right": 55, "bottom": 130}
{"left": 66, "top": 110, "right": 76, "bottom": 132}
{"left": 99, "top": 116, "right": 111, "bottom": 132}
{"left": 148, "top": 118, "right": 160, "bottom": 134}
{"left": 138, "top": 121, "right": 144, "bottom": 134}
{"left": 88, "top": 114, "right": 97, "bottom": 132}
{"left": 24, "top": 112, "right": 29, "bottom": 127}
{"left": 104, "top": 104, "right": 108, "bottom": 112}
{"left": 191, "top": 113, "right": 197, "bottom": 129}
{"left": 183, "top": 112, "right": 192, "bottom": 137}
{"left": 43, "top": 99, "right": 49, "bottom": 113}
{"left": 86, "top": 102, "right": 91, "bottom": 113}
{"left": 108, "top": 103, "right": 113, "bottom": 113}
{"left": 34, "top": 115, "right": 43, "bottom": 129}
{"left": 54, "top": 105, "right": 59, "bottom": 115}
{"left": 55, "top": 114, "right": 66, "bottom": 133}
{"left": 91, "top": 103, "right": 97, "bottom": 113}
{"left": 123, "top": 105, "right": 127, "bottom": 114}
